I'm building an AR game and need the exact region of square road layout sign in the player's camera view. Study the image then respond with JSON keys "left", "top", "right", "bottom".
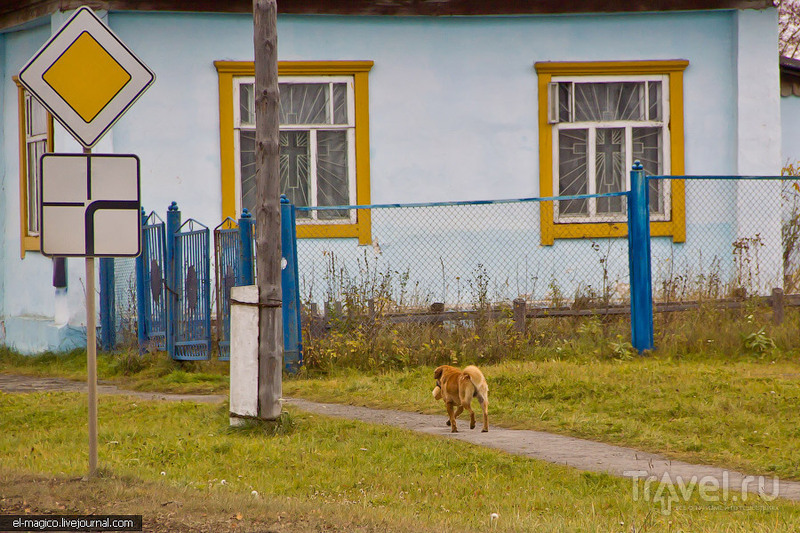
{"left": 40, "top": 154, "right": 141, "bottom": 257}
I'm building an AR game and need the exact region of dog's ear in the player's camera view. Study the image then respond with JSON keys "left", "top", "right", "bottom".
{"left": 433, "top": 366, "right": 444, "bottom": 380}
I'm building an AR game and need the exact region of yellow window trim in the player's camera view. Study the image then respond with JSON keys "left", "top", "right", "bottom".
{"left": 14, "top": 76, "right": 54, "bottom": 259}
{"left": 215, "top": 60, "right": 374, "bottom": 245}
{"left": 535, "top": 60, "right": 687, "bottom": 246}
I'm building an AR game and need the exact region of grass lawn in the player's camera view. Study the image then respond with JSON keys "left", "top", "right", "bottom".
{"left": 4, "top": 346, "right": 800, "bottom": 483}
{"left": 284, "top": 357, "right": 800, "bottom": 481}
{"left": 1, "top": 391, "right": 798, "bottom": 532}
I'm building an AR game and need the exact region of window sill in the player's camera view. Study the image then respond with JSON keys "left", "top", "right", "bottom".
{"left": 21, "top": 235, "right": 40, "bottom": 258}
{"left": 540, "top": 179, "right": 685, "bottom": 244}
{"left": 296, "top": 215, "right": 372, "bottom": 245}
{"left": 544, "top": 220, "right": 682, "bottom": 242}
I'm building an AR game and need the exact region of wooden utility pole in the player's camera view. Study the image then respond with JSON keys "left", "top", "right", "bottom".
{"left": 253, "top": 0, "right": 283, "bottom": 420}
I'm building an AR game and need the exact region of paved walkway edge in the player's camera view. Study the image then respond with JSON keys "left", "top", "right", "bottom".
{"left": 283, "top": 398, "right": 800, "bottom": 503}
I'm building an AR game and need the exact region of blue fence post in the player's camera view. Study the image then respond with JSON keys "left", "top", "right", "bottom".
{"left": 238, "top": 208, "right": 255, "bottom": 286}
{"left": 627, "top": 161, "right": 654, "bottom": 353}
{"left": 281, "top": 195, "right": 303, "bottom": 372}
{"left": 135, "top": 207, "right": 148, "bottom": 354}
{"left": 166, "top": 202, "right": 181, "bottom": 360}
{"left": 99, "top": 258, "right": 116, "bottom": 351}
{"left": 203, "top": 224, "right": 213, "bottom": 358}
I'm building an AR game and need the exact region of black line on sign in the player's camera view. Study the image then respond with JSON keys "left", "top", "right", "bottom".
{"left": 87, "top": 155, "right": 92, "bottom": 200}
{"left": 42, "top": 202, "right": 84, "bottom": 207}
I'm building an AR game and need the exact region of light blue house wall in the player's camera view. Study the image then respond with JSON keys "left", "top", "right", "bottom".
{"left": 1, "top": 21, "right": 90, "bottom": 352}
{"left": 110, "top": 10, "right": 747, "bottom": 307}
{"left": 110, "top": 10, "right": 741, "bottom": 211}
{"left": 0, "top": 7, "right": 783, "bottom": 351}
{"left": 782, "top": 95, "right": 800, "bottom": 165}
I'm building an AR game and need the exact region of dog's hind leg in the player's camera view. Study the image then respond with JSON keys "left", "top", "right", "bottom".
{"left": 446, "top": 403, "right": 458, "bottom": 433}
{"left": 462, "top": 400, "right": 476, "bottom": 429}
{"left": 478, "top": 395, "right": 489, "bottom": 432}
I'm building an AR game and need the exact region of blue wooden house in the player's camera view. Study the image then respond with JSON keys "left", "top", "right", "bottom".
{"left": 0, "top": 0, "right": 786, "bottom": 353}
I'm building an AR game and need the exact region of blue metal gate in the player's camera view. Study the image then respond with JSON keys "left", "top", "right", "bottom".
{"left": 214, "top": 219, "right": 238, "bottom": 361}
{"left": 172, "top": 217, "right": 212, "bottom": 360}
{"left": 213, "top": 211, "right": 255, "bottom": 361}
{"left": 135, "top": 210, "right": 167, "bottom": 351}
{"left": 136, "top": 202, "right": 300, "bottom": 367}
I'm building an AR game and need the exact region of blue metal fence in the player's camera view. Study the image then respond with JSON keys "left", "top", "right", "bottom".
{"left": 135, "top": 210, "right": 167, "bottom": 351}
{"left": 214, "top": 218, "right": 239, "bottom": 362}
{"left": 99, "top": 257, "right": 116, "bottom": 351}
{"left": 134, "top": 202, "right": 301, "bottom": 367}
{"left": 172, "top": 214, "right": 212, "bottom": 361}
{"left": 281, "top": 196, "right": 303, "bottom": 372}
{"left": 291, "top": 166, "right": 791, "bottom": 356}
{"left": 628, "top": 163, "right": 654, "bottom": 352}
{"left": 121, "top": 167, "right": 790, "bottom": 363}
{"left": 213, "top": 211, "right": 256, "bottom": 361}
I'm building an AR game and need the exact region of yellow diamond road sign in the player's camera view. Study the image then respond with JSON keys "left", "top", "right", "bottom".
{"left": 19, "top": 7, "right": 155, "bottom": 148}
{"left": 43, "top": 32, "right": 132, "bottom": 123}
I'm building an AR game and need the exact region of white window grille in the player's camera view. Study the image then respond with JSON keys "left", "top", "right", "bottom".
{"left": 550, "top": 76, "right": 671, "bottom": 223}
{"left": 234, "top": 76, "right": 357, "bottom": 223}
{"left": 24, "top": 92, "right": 49, "bottom": 235}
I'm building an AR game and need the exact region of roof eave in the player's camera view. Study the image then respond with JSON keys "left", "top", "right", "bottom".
{"left": 0, "top": 0, "right": 775, "bottom": 32}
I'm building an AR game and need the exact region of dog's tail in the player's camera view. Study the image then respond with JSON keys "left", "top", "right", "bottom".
{"left": 461, "top": 365, "right": 489, "bottom": 405}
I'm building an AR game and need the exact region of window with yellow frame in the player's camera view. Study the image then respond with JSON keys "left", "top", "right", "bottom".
{"left": 15, "top": 77, "right": 54, "bottom": 258}
{"left": 215, "top": 61, "right": 373, "bottom": 245}
{"left": 535, "top": 60, "right": 687, "bottom": 245}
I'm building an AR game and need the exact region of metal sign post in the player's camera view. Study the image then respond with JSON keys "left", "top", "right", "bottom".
{"left": 19, "top": 6, "right": 154, "bottom": 479}
{"left": 86, "top": 257, "right": 97, "bottom": 475}
{"left": 86, "top": 145, "right": 97, "bottom": 476}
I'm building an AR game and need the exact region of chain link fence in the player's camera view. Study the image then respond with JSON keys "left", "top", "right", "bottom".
{"left": 113, "top": 257, "right": 138, "bottom": 348}
{"left": 295, "top": 195, "right": 635, "bottom": 369}
{"left": 651, "top": 178, "right": 788, "bottom": 303}
{"left": 105, "top": 177, "right": 800, "bottom": 364}
{"left": 643, "top": 176, "right": 800, "bottom": 354}
{"left": 293, "top": 178, "right": 800, "bottom": 368}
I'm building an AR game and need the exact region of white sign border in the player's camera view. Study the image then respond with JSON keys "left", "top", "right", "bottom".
{"left": 19, "top": 6, "right": 155, "bottom": 149}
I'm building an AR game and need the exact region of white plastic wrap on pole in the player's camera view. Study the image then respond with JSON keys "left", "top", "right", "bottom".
{"left": 229, "top": 285, "right": 259, "bottom": 426}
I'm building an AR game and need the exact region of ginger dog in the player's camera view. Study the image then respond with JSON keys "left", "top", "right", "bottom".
{"left": 432, "top": 365, "right": 489, "bottom": 433}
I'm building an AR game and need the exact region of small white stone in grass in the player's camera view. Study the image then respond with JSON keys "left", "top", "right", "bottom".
{"left": 360, "top": 448, "right": 368, "bottom": 451}
{"left": 251, "top": 490, "right": 259, "bottom": 498}
{"left": 221, "top": 479, "right": 228, "bottom": 485}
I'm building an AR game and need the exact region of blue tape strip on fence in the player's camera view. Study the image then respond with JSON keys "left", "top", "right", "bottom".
{"left": 296, "top": 191, "right": 629, "bottom": 212}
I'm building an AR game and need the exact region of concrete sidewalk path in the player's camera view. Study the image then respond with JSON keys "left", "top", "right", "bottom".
{"left": 2, "top": 373, "right": 798, "bottom": 502}
{"left": 285, "top": 398, "right": 800, "bottom": 502}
